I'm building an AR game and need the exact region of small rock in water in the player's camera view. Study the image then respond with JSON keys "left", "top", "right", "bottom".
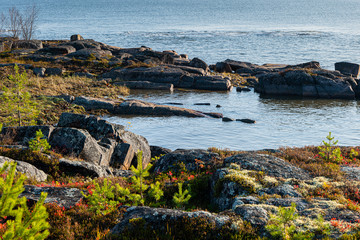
{"left": 164, "top": 102, "right": 183, "bottom": 105}
{"left": 194, "top": 103, "right": 210, "bottom": 106}
{"left": 222, "top": 117, "right": 235, "bottom": 122}
{"left": 216, "top": 104, "right": 221, "bottom": 108}
{"left": 236, "top": 87, "right": 251, "bottom": 92}
{"left": 237, "top": 118, "right": 256, "bottom": 124}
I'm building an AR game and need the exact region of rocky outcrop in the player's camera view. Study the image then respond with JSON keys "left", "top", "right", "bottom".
{"left": 20, "top": 185, "right": 83, "bottom": 209}
{"left": 153, "top": 149, "right": 220, "bottom": 173}
{"left": 111, "top": 206, "right": 231, "bottom": 237}
{"left": 150, "top": 146, "right": 172, "bottom": 159}
{"left": 255, "top": 69, "right": 356, "bottom": 99}
{"left": 12, "top": 40, "right": 43, "bottom": 50}
{"left": 101, "top": 66, "right": 232, "bottom": 91}
{"left": 113, "top": 81, "right": 174, "bottom": 91}
{"left": 335, "top": 62, "right": 360, "bottom": 78}
{"left": 0, "top": 113, "right": 151, "bottom": 170}
{"left": 0, "top": 156, "right": 48, "bottom": 182}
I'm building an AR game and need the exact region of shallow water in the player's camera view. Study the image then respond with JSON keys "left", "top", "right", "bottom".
{"left": 104, "top": 89, "right": 360, "bottom": 150}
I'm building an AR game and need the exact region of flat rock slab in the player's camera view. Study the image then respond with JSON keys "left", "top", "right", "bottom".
{"left": 224, "top": 153, "right": 311, "bottom": 180}
{"left": 20, "top": 185, "right": 84, "bottom": 209}
{"left": 59, "top": 158, "right": 113, "bottom": 178}
{"left": 111, "top": 206, "right": 230, "bottom": 235}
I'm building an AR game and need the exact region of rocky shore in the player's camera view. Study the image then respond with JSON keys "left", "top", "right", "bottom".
{"left": 1, "top": 35, "right": 360, "bottom": 239}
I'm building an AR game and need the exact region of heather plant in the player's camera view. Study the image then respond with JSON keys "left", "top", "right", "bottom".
{"left": 0, "top": 161, "right": 49, "bottom": 239}
{"left": 28, "top": 129, "right": 51, "bottom": 153}
{"left": 0, "top": 64, "right": 39, "bottom": 126}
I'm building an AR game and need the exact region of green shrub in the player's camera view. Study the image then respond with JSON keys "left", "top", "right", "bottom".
{"left": 318, "top": 132, "right": 343, "bottom": 163}
{"left": 28, "top": 129, "right": 51, "bottom": 153}
{"left": 173, "top": 182, "right": 191, "bottom": 208}
{"left": 0, "top": 161, "right": 49, "bottom": 239}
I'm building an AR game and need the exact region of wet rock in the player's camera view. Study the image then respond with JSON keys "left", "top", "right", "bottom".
{"left": 150, "top": 145, "right": 172, "bottom": 159}
{"left": 234, "top": 205, "right": 269, "bottom": 227}
{"left": 224, "top": 153, "right": 311, "bottom": 180}
{"left": 236, "top": 119, "right": 256, "bottom": 124}
{"left": 335, "top": 62, "right": 360, "bottom": 78}
{"left": 189, "top": 57, "right": 209, "bottom": 72}
{"left": 153, "top": 149, "right": 220, "bottom": 173}
{"left": 259, "top": 184, "right": 303, "bottom": 198}
{"left": 215, "top": 62, "right": 232, "bottom": 73}
{"left": 113, "top": 81, "right": 174, "bottom": 91}
{"left": 194, "top": 103, "right": 210, "bottom": 105}
{"left": 222, "top": 117, "right": 235, "bottom": 122}
{"left": 33, "top": 67, "right": 46, "bottom": 77}
{"left": 20, "top": 185, "right": 83, "bottom": 209}
{"left": 12, "top": 40, "right": 43, "bottom": 50}
{"left": 111, "top": 206, "right": 231, "bottom": 236}
{"left": 236, "top": 87, "right": 251, "bottom": 92}
{"left": 255, "top": 69, "right": 355, "bottom": 99}
{"left": 0, "top": 156, "right": 48, "bottom": 182}
{"left": 70, "top": 34, "right": 84, "bottom": 41}
{"left": 45, "top": 67, "right": 63, "bottom": 76}
{"left": 204, "top": 112, "right": 223, "bottom": 118}
{"left": 216, "top": 104, "right": 221, "bottom": 108}
{"left": 164, "top": 102, "right": 183, "bottom": 105}
{"left": 59, "top": 158, "right": 113, "bottom": 178}
{"left": 114, "top": 99, "right": 211, "bottom": 118}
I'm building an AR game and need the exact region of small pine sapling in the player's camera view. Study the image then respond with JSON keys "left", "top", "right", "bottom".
{"left": 173, "top": 182, "right": 191, "bottom": 208}
{"left": 0, "top": 64, "right": 39, "bottom": 126}
{"left": 148, "top": 181, "right": 164, "bottom": 207}
{"left": 265, "top": 203, "right": 313, "bottom": 240}
{"left": 82, "top": 178, "right": 120, "bottom": 215}
{"left": 0, "top": 161, "right": 49, "bottom": 239}
{"left": 318, "top": 132, "right": 343, "bottom": 163}
{"left": 130, "top": 152, "right": 152, "bottom": 206}
{"left": 28, "top": 129, "right": 51, "bottom": 153}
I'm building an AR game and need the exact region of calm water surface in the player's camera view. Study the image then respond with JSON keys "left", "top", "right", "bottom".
{"left": 104, "top": 89, "right": 360, "bottom": 150}
{"left": 1, "top": 0, "right": 360, "bottom": 149}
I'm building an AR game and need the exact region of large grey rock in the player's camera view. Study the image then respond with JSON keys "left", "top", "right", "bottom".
{"left": 224, "top": 153, "right": 311, "bottom": 180}
{"left": 0, "top": 156, "right": 47, "bottom": 182}
{"left": 12, "top": 40, "right": 43, "bottom": 50}
{"left": 255, "top": 69, "right": 356, "bottom": 99}
{"left": 33, "top": 67, "right": 46, "bottom": 77}
{"left": 234, "top": 205, "right": 269, "bottom": 227}
{"left": 150, "top": 145, "right": 172, "bottom": 159}
{"left": 20, "top": 185, "right": 83, "bottom": 209}
{"left": 266, "top": 197, "right": 309, "bottom": 211}
{"left": 259, "top": 184, "right": 303, "bottom": 198}
{"left": 111, "top": 206, "right": 231, "bottom": 236}
{"left": 59, "top": 158, "right": 113, "bottom": 178}
{"left": 335, "top": 62, "right": 360, "bottom": 78}
{"left": 57, "top": 113, "right": 151, "bottom": 168}
{"left": 153, "top": 149, "right": 220, "bottom": 173}
{"left": 49, "top": 127, "right": 112, "bottom": 166}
